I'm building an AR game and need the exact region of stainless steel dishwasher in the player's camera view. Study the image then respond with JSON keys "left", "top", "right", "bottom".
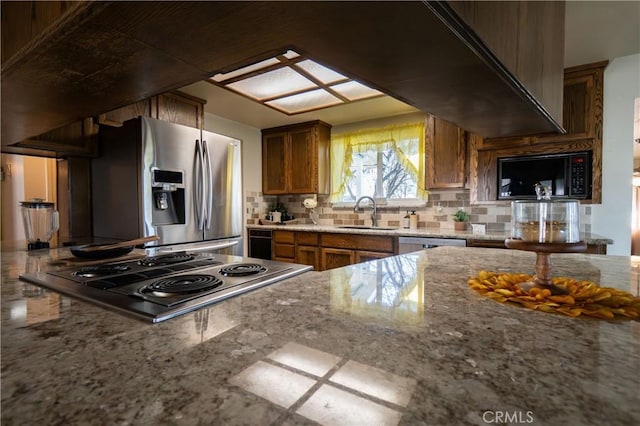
{"left": 398, "top": 236, "right": 467, "bottom": 254}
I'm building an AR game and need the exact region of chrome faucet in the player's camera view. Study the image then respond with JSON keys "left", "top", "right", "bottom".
{"left": 354, "top": 196, "right": 377, "bottom": 227}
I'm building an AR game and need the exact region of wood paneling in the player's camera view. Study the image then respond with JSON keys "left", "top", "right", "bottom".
{"left": 2, "top": 1, "right": 564, "bottom": 147}
{"left": 0, "top": 1, "right": 83, "bottom": 63}
{"left": 447, "top": 1, "right": 565, "bottom": 126}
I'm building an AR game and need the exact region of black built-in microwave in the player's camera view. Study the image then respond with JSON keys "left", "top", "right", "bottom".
{"left": 497, "top": 151, "right": 591, "bottom": 200}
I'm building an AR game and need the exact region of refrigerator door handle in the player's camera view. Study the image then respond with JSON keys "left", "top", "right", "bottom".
{"left": 195, "top": 139, "right": 206, "bottom": 231}
{"left": 203, "top": 139, "right": 214, "bottom": 229}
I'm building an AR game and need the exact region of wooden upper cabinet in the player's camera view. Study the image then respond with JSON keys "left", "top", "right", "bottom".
{"left": 426, "top": 115, "right": 467, "bottom": 189}
{"left": 262, "top": 132, "right": 287, "bottom": 195}
{"left": 153, "top": 91, "right": 204, "bottom": 130}
{"left": 554, "top": 62, "right": 606, "bottom": 141}
{"left": 288, "top": 127, "right": 317, "bottom": 194}
{"left": 262, "top": 121, "right": 331, "bottom": 195}
{"left": 98, "top": 91, "right": 205, "bottom": 129}
{"left": 469, "top": 61, "right": 607, "bottom": 205}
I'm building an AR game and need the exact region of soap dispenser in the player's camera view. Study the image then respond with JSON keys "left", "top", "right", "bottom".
{"left": 403, "top": 211, "right": 410, "bottom": 229}
{"left": 409, "top": 210, "right": 418, "bottom": 229}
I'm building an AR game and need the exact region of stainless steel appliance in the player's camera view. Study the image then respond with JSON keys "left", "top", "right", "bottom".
{"left": 20, "top": 252, "right": 311, "bottom": 322}
{"left": 92, "top": 117, "right": 243, "bottom": 255}
{"left": 398, "top": 236, "right": 466, "bottom": 254}
{"left": 497, "top": 151, "right": 592, "bottom": 200}
{"left": 20, "top": 199, "right": 59, "bottom": 250}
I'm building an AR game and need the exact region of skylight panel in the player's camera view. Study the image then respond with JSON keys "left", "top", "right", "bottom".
{"left": 331, "top": 81, "right": 383, "bottom": 100}
{"left": 227, "top": 67, "right": 316, "bottom": 100}
{"left": 266, "top": 89, "right": 342, "bottom": 114}
{"left": 283, "top": 50, "right": 300, "bottom": 59}
{"left": 211, "top": 58, "right": 280, "bottom": 82}
{"left": 207, "top": 50, "right": 389, "bottom": 115}
{"left": 295, "top": 60, "right": 347, "bottom": 84}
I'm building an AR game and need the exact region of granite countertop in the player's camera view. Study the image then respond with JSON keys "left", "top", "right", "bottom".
{"left": 246, "top": 223, "right": 614, "bottom": 245}
{"left": 2, "top": 247, "right": 638, "bottom": 425}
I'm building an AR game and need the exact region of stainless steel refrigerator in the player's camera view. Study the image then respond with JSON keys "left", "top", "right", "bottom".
{"left": 92, "top": 116, "right": 243, "bottom": 255}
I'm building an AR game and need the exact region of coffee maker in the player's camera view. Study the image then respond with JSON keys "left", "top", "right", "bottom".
{"left": 20, "top": 199, "right": 59, "bottom": 250}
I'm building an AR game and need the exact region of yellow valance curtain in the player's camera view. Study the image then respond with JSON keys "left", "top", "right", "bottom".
{"left": 330, "top": 121, "right": 427, "bottom": 200}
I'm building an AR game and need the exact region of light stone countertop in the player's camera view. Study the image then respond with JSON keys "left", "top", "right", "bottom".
{"left": 246, "top": 223, "right": 614, "bottom": 245}
{"left": 2, "top": 247, "right": 638, "bottom": 425}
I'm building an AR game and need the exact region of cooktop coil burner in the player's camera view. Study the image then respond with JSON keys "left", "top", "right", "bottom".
{"left": 219, "top": 263, "right": 268, "bottom": 277}
{"left": 73, "top": 264, "right": 131, "bottom": 278}
{"left": 141, "top": 274, "right": 223, "bottom": 297}
{"left": 138, "top": 253, "right": 195, "bottom": 267}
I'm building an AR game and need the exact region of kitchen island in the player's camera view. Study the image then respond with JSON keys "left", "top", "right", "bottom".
{"left": 2, "top": 247, "right": 638, "bottom": 425}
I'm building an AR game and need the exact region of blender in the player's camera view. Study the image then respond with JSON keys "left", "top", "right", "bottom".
{"left": 20, "top": 199, "right": 59, "bottom": 250}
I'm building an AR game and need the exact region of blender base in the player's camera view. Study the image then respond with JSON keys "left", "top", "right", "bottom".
{"left": 27, "top": 241, "right": 50, "bottom": 250}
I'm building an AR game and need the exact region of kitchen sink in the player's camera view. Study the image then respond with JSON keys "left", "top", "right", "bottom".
{"left": 337, "top": 225, "right": 398, "bottom": 230}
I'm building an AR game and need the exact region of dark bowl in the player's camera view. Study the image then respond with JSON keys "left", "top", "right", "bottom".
{"left": 70, "top": 244, "right": 134, "bottom": 260}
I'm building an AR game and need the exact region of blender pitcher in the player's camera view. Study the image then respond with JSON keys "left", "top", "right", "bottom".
{"left": 20, "top": 199, "right": 59, "bottom": 250}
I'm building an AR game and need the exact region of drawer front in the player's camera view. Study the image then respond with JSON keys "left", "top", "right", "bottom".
{"left": 321, "top": 233, "right": 395, "bottom": 252}
{"left": 274, "top": 243, "right": 295, "bottom": 259}
{"left": 273, "top": 230, "right": 295, "bottom": 244}
{"left": 297, "top": 232, "right": 319, "bottom": 246}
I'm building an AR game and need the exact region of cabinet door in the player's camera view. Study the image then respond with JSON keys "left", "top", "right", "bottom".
{"left": 262, "top": 132, "right": 288, "bottom": 194}
{"left": 355, "top": 251, "right": 391, "bottom": 263}
{"left": 426, "top": 115, "right": 466, "bottom": 188}
{"left": 153, "top": 92, "right": 204, "bottom": 129}
{"left": 321, "top": 248, "right": 355, "bottom": 271}
{"left": 297, "top": 246, "right": 320, "bottom": 270}
{"left": 288, "top": 126, "right": 316, "bottom": 193}
{"left": 562, "top": 74, "right": 595, "bottom": 138}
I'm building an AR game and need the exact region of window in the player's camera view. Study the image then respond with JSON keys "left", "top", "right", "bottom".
{"left": 330, "top": 121, "right": 428, "bottom": 204}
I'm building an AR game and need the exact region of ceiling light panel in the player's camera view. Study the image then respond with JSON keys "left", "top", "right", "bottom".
{"left": 331, "top": 81, "right": 383, "bottom": 100}
{"left": 295, "top": 60, "right": 347, "bottom": 84}
{"left": 266, "top": 89, "right": 343, "bottom": 114}
{"left": 211, "top": 58, "right": 280, "bottom": 82}
{"left": 227, "top": 67, "right": 317, "bottom": 100}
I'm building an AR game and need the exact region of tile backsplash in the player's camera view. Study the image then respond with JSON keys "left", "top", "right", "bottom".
{"left": 245, "top": 190, "right": 592, "bottom": 233}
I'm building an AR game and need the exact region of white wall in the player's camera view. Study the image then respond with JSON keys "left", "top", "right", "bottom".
{"left": 591, "top": 53, "right": 640, "bottom": 255}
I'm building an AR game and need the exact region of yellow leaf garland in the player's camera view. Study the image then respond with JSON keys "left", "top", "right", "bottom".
{"left": 467, "top": 271, "right": 640, "bottom": 320}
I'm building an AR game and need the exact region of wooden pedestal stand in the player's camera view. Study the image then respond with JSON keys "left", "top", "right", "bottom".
{"left": 504, "top": 239, "right": 587, "bottom": 295}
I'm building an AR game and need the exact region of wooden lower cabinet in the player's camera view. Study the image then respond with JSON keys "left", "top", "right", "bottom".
{"left": 297, "top": 246, "right": 320, "bottom": 270}
{"left": 273, "top": 230, "right": 295, "bottom": 262}
{"left": 321, "top": 248, "right": 356, "bottom": 270}
{"left": 267, "top": 230, "right": 398, "bottom": 271}
{"left": 319, "top": 233, "right": 396, "bottom": 271}
{"left": 355, "top": 251, "right": 391, "bottom": 263}
{"left": 296, "top": 232, "right": 320, "bottom": 270}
